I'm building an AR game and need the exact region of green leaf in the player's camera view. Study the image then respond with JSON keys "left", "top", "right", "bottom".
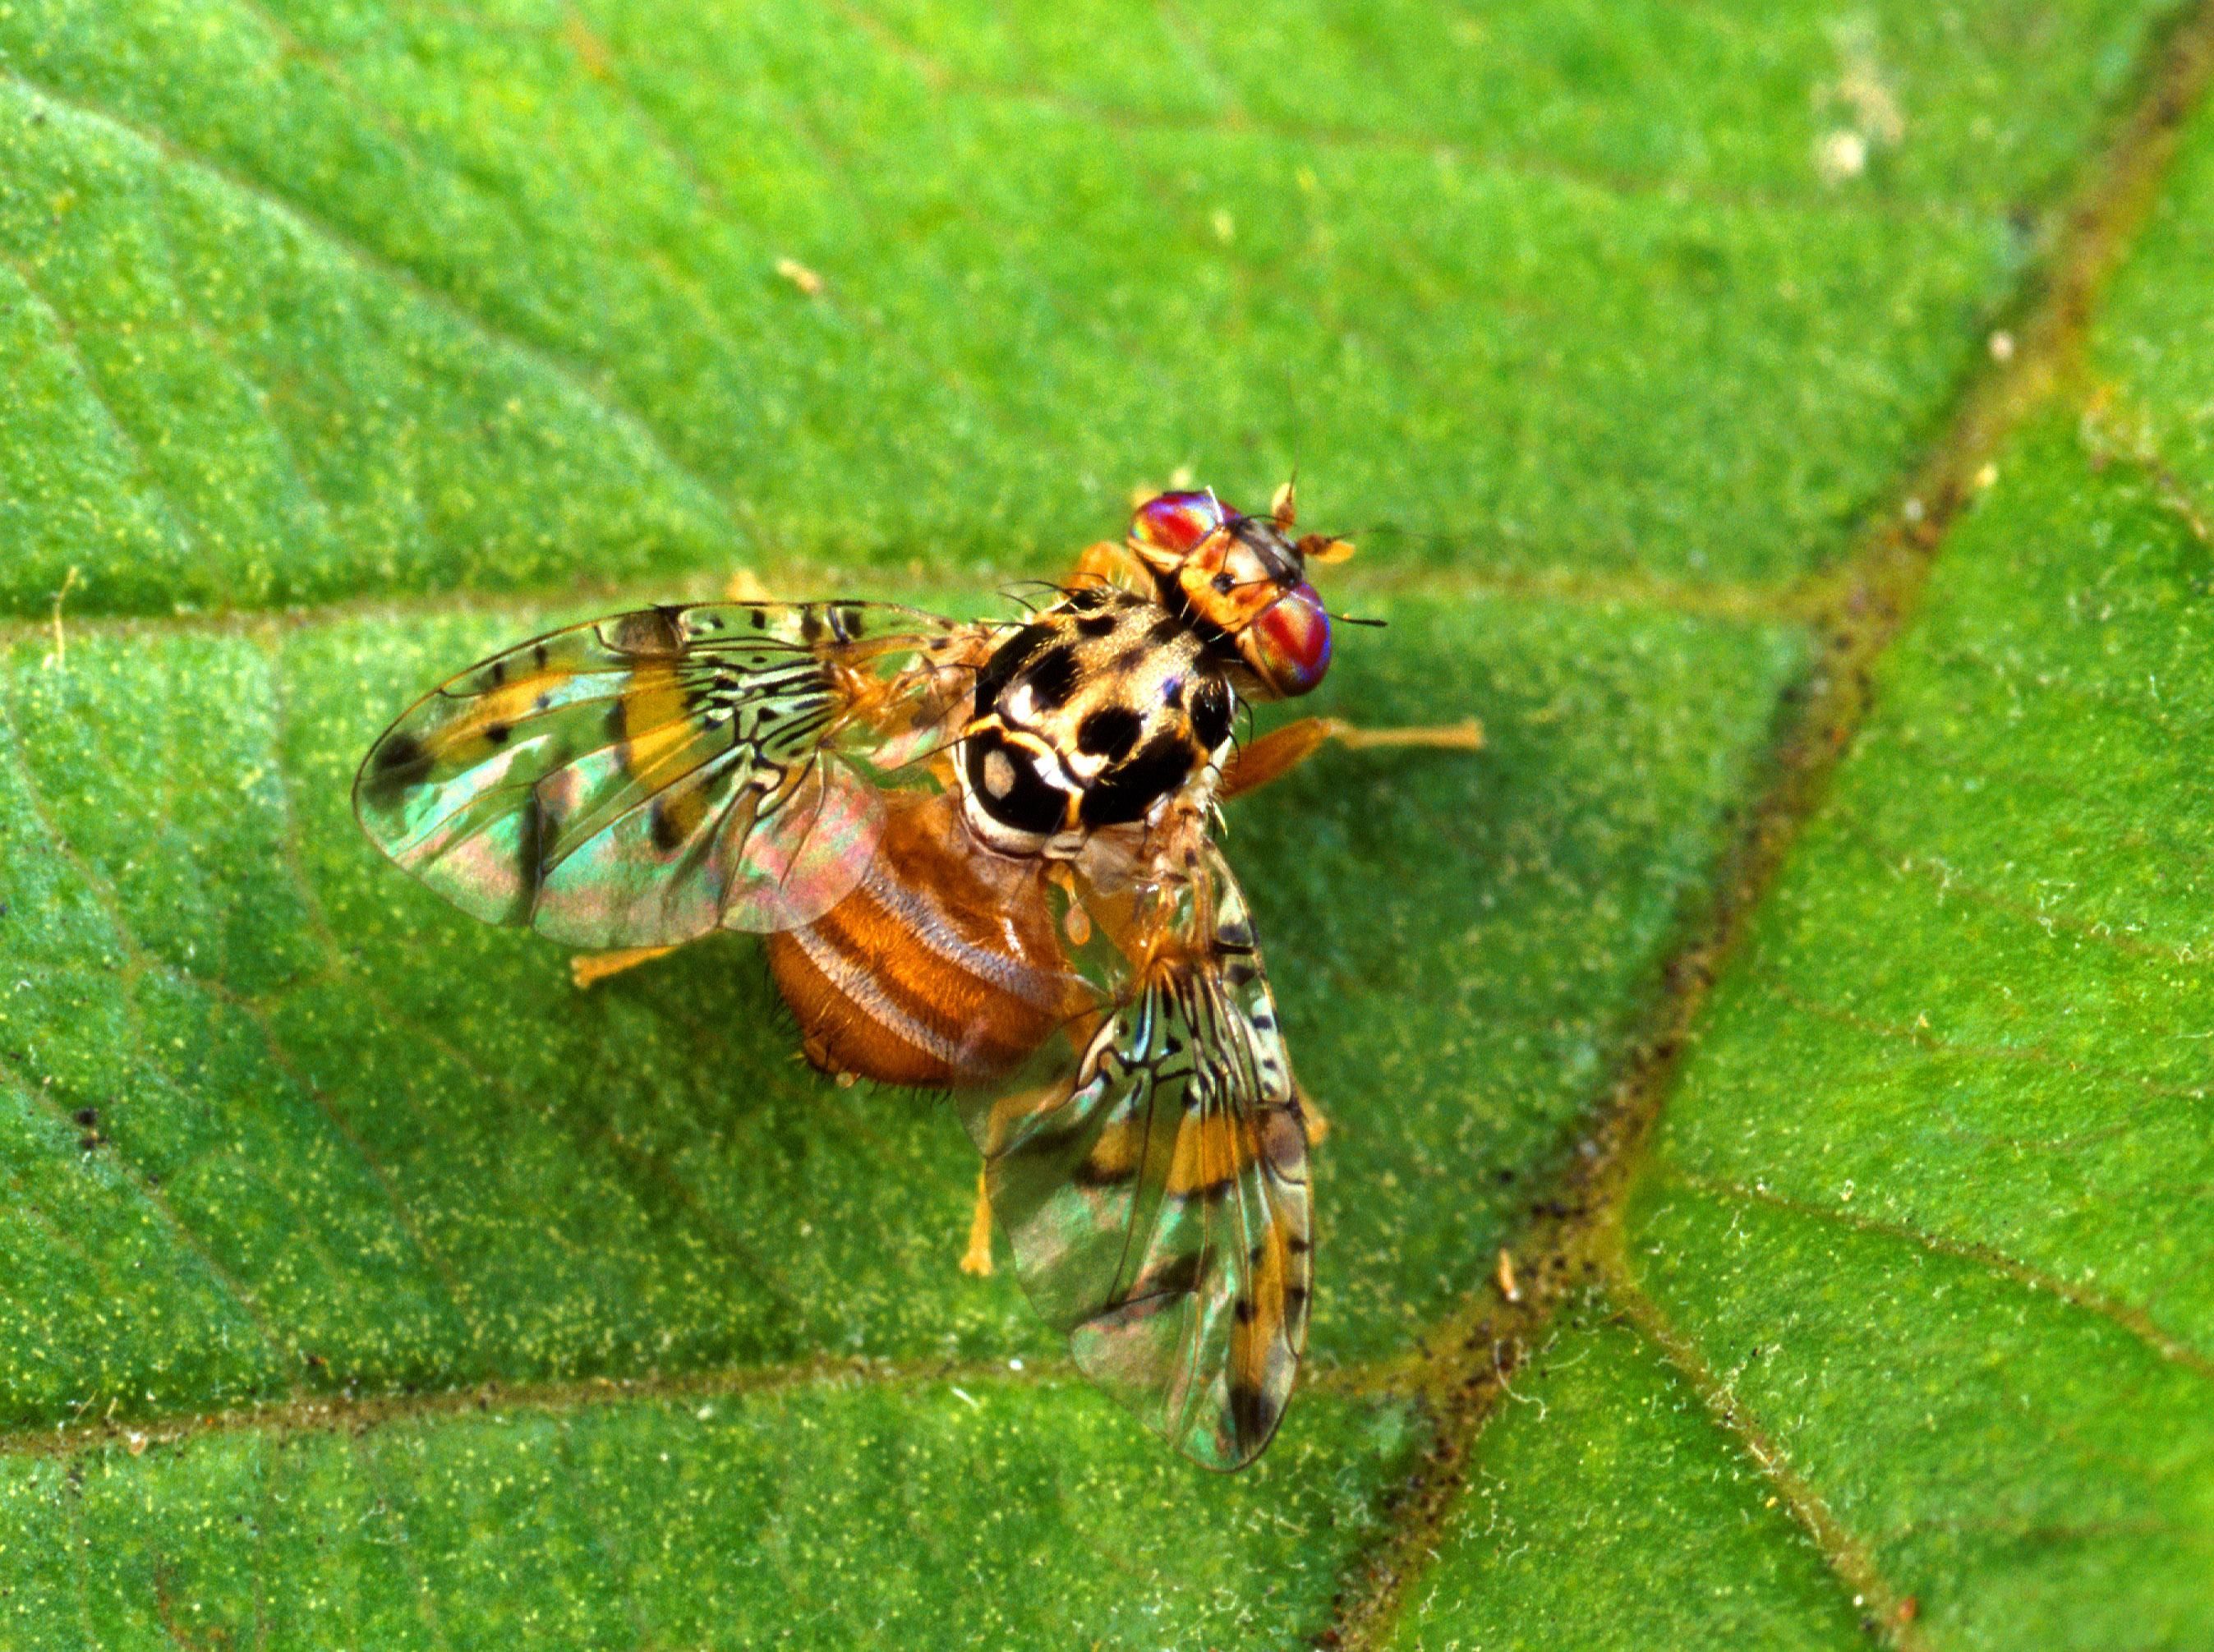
{"left": 1393, "top": 1314, "right": 1866, "bottom": 1650}
{"left": 2, "top": 0, "right": 2208, "bottom": 1644}
{"left": 0, "top": 0, "right": 2164, "bottom": 613}
{"left": 1401, "top": 86, "right": 2214, "bottom": 1648}
{"left": 2, "top": 1380, "right": 1421, "bottom": 1645}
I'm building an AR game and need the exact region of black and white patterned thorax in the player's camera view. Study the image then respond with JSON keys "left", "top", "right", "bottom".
{"left": 957, "top": 586, "right": 1238, "bottom": 856}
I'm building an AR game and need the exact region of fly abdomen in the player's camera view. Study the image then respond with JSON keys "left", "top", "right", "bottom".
{"left": 765, "top": 794, "right": 1075, "bottom": 1088}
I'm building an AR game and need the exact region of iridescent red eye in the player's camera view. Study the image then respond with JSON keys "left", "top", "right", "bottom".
{"left": 1130, "top": 490, "right": 1230, "bottom": 557}
{"left": 1245, "top": 582, "right": 1333, "bottom": 697}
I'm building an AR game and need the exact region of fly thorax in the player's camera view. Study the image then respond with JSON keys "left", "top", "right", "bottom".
{"left": 957, "top": 590, "right": 1237, "bottom": 858}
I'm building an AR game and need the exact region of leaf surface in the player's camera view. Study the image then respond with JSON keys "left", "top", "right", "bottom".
{"left": 1404, "top": 90, "right": 2214, "bottom": 1647}
{"left": 2, "top": 0, "right": 2207, "bottom": 1645}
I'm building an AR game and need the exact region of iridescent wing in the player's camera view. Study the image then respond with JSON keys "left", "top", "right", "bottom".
{"left": 958, "top": 844, "right": 1312, "bottom": 1470}
{"left": 354, "top": 601, "right": 983, "bottom": 949}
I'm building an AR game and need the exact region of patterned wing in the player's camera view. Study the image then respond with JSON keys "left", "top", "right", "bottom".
{"left": 354, "top": 601, "right": 977, "bottom": 949}
{"left": 957, "top": 845, "right": 1312, "bottom": 1470}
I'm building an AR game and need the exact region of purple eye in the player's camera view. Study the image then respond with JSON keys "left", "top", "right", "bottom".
{"left": 1130, "top": 490, "right": 1230, "bottom": 558}
{"left": 1244, "top": 582, "right": 1333, "bottom": 697}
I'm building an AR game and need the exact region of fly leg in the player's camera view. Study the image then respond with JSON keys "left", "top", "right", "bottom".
{"left": 570, "top": 946, "right": 679, "bottom": 990}
{"left": 1219, "top": 716, "right": 1484, "bottom": 800}
{"left": 960, "top": 1167, "right": 996, "bottom": 1277}
{"left": 1065, "top": 540, "right": 1149, "bottom": 593}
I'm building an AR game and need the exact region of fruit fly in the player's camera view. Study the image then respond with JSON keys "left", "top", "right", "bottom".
{"left": 353, "top": 484, "right": 1480, "bottom": 1470}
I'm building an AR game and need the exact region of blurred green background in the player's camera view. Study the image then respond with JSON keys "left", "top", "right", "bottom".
{"left": 2, "top": 2, "right": 2212, "bottom": 1646}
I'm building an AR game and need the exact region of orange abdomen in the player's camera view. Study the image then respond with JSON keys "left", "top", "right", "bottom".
{"left": 766, "top": 794, "right": 1074, "bottom": 1088}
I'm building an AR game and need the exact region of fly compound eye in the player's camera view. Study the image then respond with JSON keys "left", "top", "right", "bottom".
{"left": 1242, "top": 582, "right": 1333, "bottom": 697}
{"left": 1130, "top": 490, "right": 1231, "bottom": 560}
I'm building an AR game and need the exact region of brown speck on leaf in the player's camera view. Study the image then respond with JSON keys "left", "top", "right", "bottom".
{"left": 776, "top": 257, "right": 826, "bottom": 297}
{"left": 561, "top": 10, "right": 614, "bottom": 79}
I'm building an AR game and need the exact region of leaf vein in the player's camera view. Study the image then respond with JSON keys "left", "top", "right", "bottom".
{"left": 1663, "top": 1167, "right": 2214, "bottom": 1381}
{"left": 0, "top": 67, "right": 745, "bottom": 551}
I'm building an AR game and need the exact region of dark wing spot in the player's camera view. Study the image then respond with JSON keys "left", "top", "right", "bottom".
{"left": 1234, "top": 1295, "right": 1256, "bottom": 1324}
{"left": 373, "top": 731, "right": 429, "bottom": 775}
{"left": 1073, "top": 1145, "right": 1140, "bottom": 1190}
{"left": 1190, "top": 676, "right": 1233, "bottom": 748}
{"left": 1146, "top": 1249, "right": 1207, "bottom": 1299}
{"left": 1075, "top": 706, "right": 1144, "bottom": 762}
{"left": 749, "top": 609, "right": 770, "bottom": 630}
{"left": 1080, "top": 729, "right": 1195, "bottom": 827}
{"left": 361, "top": 730, "right": 435, "bottom": 807}
{"left": 799, "top": 608, "right": 825, "bottom": 642}
{"left": 516, "top": 792, "right": 548, "bottom": 907}
{"left": 1227, "top": 1380, "right": 1277, "bottom": 1446}
{"left": 1019, "top": 645, "right": 1083, "bottom": 711}
{"left": 488, "top": 659, "right": 507, "bottom": 686}
{"left": 1173, "top": 1174, "right": 1236, "bottom": 1203}
{"left": 649, "top": 796, "right": 685, "bottom": 852}
{"left": 482, "top": 720, "right": 512, "bottom": 748}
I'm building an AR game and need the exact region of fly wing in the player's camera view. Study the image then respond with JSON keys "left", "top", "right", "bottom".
{"left": 957, "top": 844, "right": 1312, "bottom": 1470}
{"left": 354, "top": 601, "right": 983, "bottom": 948}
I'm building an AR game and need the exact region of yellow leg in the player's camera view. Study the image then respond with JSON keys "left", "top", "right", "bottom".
{"left": 1066, "top": 541, "right": 1148, "bottom": 592}
{"left": 570, "top": 945, "right": 679, "bottom": 991}
{"left": 1329, "top": 717, "right": 1486, "bottom": 753}
{"left": 1221, "top": 716, "right": 1484, "bottom": 800}
{"left": 1296, "top": 1083, "right": 1331, "bottom": 1147}
{"left": 960, "top": 1169, "right": 996, "bottom": 1277}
